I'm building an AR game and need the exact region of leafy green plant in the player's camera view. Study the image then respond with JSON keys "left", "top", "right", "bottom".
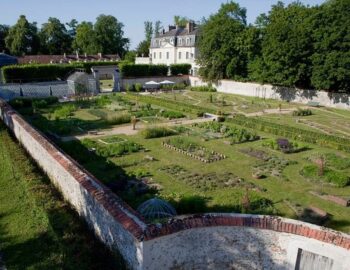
{"left": 142, "top": 127, "right": 177, "bottom": 139}
{"left": 188, "top": 85, "right": 217, "bottom": 92}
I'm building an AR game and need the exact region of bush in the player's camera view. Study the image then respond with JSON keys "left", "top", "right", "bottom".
{"left": 54, "top": 104, "right": 76, "bottom": 119}
{"left": 160, "top": 110, "right": 185, "bottom": 119}
{"left": 293, "top": 108, "right": 313, "bottom": 116}
{"left": 188, "top": 85, "right": 216, "bottom": 92}
{"left": 120, "top": 64, "right": 168, "bottom": 77}
{"left": 142, "top": 127, "right": 177, "bottom": 139}
{"left": 170, "top": 64, "right": 191, "bottom": 75}
{"left": 301, "top": 165, "right": 350, "bottom": 187}
{"left": 104, "top": 114, "right": 131, "bottom": 125}
{"left": 9, "top": 96, "right": 58, "bottom": 109}
{"left": 135, "top": 83, "right": 142, "bottom": 92}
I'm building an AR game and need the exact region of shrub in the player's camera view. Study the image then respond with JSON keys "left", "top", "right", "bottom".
{"left": 142, "top": 127, "right": 177, "bottom": 139}
{"left": 160, "top": 110, "right": 185, "bottom": 119}
{"left": 9, "top": 96, "right": 58, "bottom": 109}
{"left": 301, "top": 165, "right": 350, "bottom": 187}
{"left": 54, "top": 104, "right": 76, "bottom": 119}
{"left": 293, "top": 108, "right": 313, "bottom": 116}
{"left": 170, "top": 64, "right": 191, "bottom": 75}
{"left": 135, "top": 83, "right": 142, "bottom": 92}
{"left": 104, "top": 114, "right": 131, "bottom": 125}
{"left": 120, "top": 64, "right": 168, "bottom": 77}
{"left": 188, "top": 85, "right": 216, "bottom": 92}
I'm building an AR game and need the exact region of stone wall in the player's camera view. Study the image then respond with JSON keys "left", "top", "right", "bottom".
{"left": 0, "top": 99, "right": 146, "bottom": 269}
{"left": 1, "top": 98, "right": 350, "bottom": 270}
{"left": 142, "top": 214, "right": 350, "bottom": 270}
{"left": 189, "top": 76, "right": 350, "bottom": 110}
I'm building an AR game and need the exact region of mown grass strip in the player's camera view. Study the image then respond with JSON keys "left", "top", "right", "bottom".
{"left": 0, "top": 123, "right": 125, "bottom": 270}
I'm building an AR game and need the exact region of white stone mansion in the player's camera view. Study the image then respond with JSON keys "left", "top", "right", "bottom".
{"left": 137, "top": 21, "right": 200, "bottom": 75}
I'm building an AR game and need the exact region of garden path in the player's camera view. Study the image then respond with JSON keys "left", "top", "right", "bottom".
{"left": 61, "top": 117, "right": 215, "bottom": 142}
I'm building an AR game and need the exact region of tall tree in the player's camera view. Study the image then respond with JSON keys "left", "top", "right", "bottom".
{"left": 154, "top": 21, "right": 162, "bottom": 36}
{"left": 94, "top": 15, "right": 129, "bottom": 56}
{"left": 73, "top": 21, "right": 100, "bottom": 54}
{"left": 174, "top": 16, "right": 189, "bottom": 27}
{"left": 39, "top": 17, "right": 72, "bottom": 54}
{"left": 66, "top": 19, "right": 78, "bottom": 38}
{"left": 5, "top": 15, "right": 39, "bottom": 55}
{"left": 259, "top": 2, "right": 314, "bottom": 88}
{"left": 310, "top": 0, "right": 350, "bottom": 91}
{"left": 0, "top": 25, "right": 9, "bottom": 53}
{"left": 196, "top": 1, "right": 247, "bottom": 81}
{"left": 144, "top": 21, "right": 153, "bottom": 42}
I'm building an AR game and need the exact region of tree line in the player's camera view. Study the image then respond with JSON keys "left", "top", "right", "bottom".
{"left": 197, "top": 0, "right": 350, "bottom": 92}
{"left": 0, "top": 15, "right": 129, "bottom": 57}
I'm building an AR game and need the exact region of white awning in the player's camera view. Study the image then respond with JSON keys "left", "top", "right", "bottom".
{"left": 144, "top": 81, "right": 160, "bottom": 85}
{"left": 159, "top": 80, "right": 175, "bottom": 85}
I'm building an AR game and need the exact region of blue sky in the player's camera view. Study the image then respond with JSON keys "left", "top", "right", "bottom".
{"left": 2, "top": 0, "right": 325, "bottom": 49}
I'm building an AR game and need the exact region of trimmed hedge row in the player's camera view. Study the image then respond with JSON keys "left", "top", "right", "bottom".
{"left": 228, "top": 116, "right": 350, "bottom": 152}
{"left": 124, "top": 93, "right": 217, "bottom": 115}
{"left": 1, "top": 61, "right": 119, "bottom": 83}
{"left": 120, "top": 64, "right": 168, "bottom": 77}
{"left": 170, "top": 64, "right": 192, "bottom": 75}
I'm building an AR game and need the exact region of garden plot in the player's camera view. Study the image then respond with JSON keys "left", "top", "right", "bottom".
{"left": 163, "top": 137, "right": 226, "bottom": 163}
{"left": 98, "top": 136, "right": 127, "bottom": 144}
{"left": 159, "top": 165, "right": 264, "bottom": 192}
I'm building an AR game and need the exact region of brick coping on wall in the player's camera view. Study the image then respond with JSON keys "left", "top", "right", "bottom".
{"left": 143, "top": 214, "right": 350, "bottom": 250}
{"left": 1, "top": 98, "right": 350, "bottom": 252}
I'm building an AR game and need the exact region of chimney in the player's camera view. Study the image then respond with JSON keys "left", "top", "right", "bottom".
{"left": 168, "top": 25, "right": 176, "bottom": 32}
{"left": 187, "top": 21, "right": 195, "bottom": 33}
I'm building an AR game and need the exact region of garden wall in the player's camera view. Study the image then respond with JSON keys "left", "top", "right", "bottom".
{"left": 0, "top": 81, "right": 70, "bottom": 101}
{"left": 189, "top": 76, "right": 350, "bottom": 110}
{"left": 1, "top": 98, "right": 350, "bottom": 269}
{"left": 0, "top": 98, "right": 146, "bottom": 269}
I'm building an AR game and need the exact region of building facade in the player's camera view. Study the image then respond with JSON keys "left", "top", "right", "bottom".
{"left": 149, "top": 22, "right": 200, "bottom": 75}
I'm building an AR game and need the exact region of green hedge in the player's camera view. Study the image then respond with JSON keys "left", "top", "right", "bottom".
{"left": 188, "top": 85, "right": 217, "bottom": 92}
{"left": 9, "top": 96, "right": 59, "bottom": 109}
{"left": 142, "top": 127, "right": 177, "bottom": 139}
{"left": 1, "top": 61, "right": 119, "bottom": 83}
{"left": 170, "top": 64, "right": 191, "bottom": 75}
{"left": 228, "top": 116, "right": 350, "bottom": 152}
{"left": 120, "top": 64, "right": 168, "bottom": 77}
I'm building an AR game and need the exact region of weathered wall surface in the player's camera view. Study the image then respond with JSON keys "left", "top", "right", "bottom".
{"left": 121, "top": 75, "right": 189, "bottom": 90}
{"left": 0, "top": 99, "right": 146, "bottom": 269}
{"left": 0, "top": 81, "right": 70, "bottom": 101}
{"left": 189, "top": 76, "right": 350, "bottom": 110}
{"left": 142, "top": 214, "right": 350, "bottom": 270}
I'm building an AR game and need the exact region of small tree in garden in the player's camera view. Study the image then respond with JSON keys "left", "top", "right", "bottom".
{"left": 209, "top": 94, "right": 213, "bottom": 103}
{"left": 241, "top": 188, "right": 250, "bottom": 213}
{"left": 135, "top": 83, "right": 142, "bottom": 92}
{"left": 278, "top": 103, "right": 282, "bottom": 111}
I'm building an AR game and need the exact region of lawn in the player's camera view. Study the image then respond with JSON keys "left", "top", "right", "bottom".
{"left": 12, "top": 92, "right": 350, "bottom": 233}
{"left": 0, "top": 123, "right": 125, "bottom": 270}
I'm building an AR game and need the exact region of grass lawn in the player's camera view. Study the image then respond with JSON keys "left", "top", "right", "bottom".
{"left": 0, "top": 123, "right": 125, "bottom": 270}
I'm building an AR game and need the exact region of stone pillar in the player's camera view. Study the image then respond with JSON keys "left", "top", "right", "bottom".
{"left": 113, "top": 69, "right": 120, "bottom": 92}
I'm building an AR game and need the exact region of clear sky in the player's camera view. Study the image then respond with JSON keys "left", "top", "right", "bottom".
{"left": 2, "top": 0, "right": 325, "bottom": 49}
